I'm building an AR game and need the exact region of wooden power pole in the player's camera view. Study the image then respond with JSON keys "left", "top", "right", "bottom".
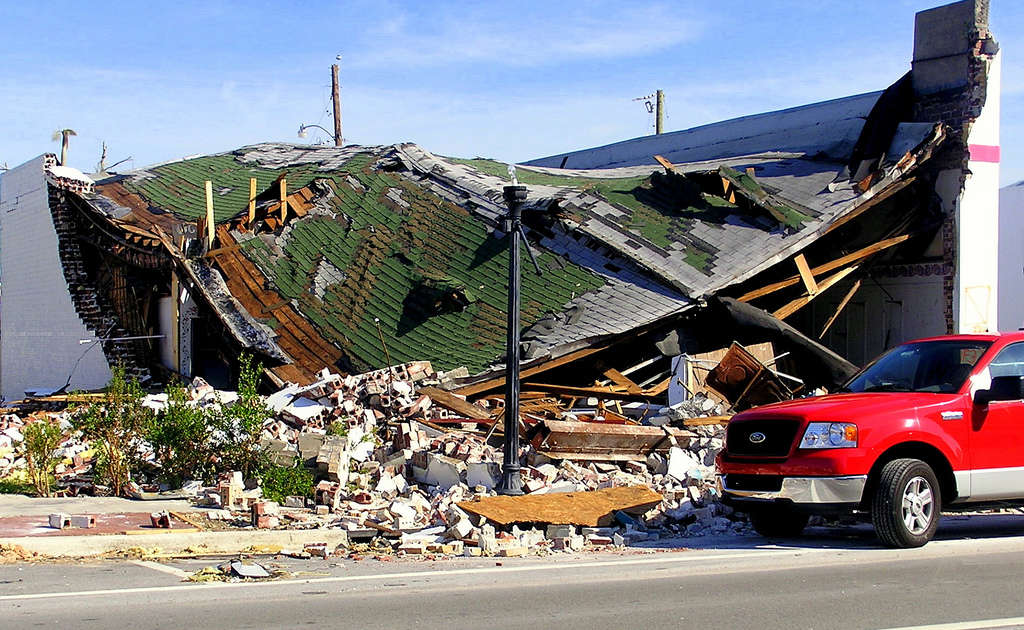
{"left": 331, "top": 64, "right": 343, "bottom": 147}
{"left": 655, "top": 90, "right": 664, "bottom": 135}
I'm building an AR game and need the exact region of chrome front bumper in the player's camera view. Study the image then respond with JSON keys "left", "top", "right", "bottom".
{"left": 722, "top": 475, "right": 868, "bottom": 504}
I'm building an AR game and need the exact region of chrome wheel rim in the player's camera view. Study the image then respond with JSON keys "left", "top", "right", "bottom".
{"left": 901, "top": 476, "right": 934, "bottom": 535}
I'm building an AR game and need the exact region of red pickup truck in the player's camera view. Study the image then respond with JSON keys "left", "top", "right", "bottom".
{"left": 719, "top": 332, "right": 1024, "bottom": 547}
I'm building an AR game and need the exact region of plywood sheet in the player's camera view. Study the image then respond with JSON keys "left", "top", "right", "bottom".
{"left": 457, "top": 486, "right": 662, "bottom": 527}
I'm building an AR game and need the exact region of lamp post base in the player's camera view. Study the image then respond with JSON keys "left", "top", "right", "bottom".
{"left": 497, "top": 466, "right": 524, "bottom": 496}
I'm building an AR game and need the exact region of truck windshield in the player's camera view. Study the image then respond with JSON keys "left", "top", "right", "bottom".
{"left": 844, "top": 339, "right": 991, "bottom": 394}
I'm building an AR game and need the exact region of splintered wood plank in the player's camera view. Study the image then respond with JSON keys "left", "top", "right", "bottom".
{"left": 794, "top": 254, "right": 818, "bottom": 296}
{"left": 455, "top": 345, "right": 609, "bottom": 397}
{"left": 457, "top": 486, "right": 663, "bottom": 527}
{"left": 417, "top": 386, "right": 492, "bottom": 420}
{"left": 819, "top": 279, "right": 862, "bottom": 339}
{"left": 772, "top": 265, "right": 860, "bottom": 320}
{"left": 602, "top": 368, "right": 642, "bottom": 394}
{"left": 653, "top": 155, "right": 675, "bottom": 172}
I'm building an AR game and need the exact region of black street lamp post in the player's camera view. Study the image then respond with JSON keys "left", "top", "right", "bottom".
{"left": 498, "top": 183, "right": 528, "bottom": 495}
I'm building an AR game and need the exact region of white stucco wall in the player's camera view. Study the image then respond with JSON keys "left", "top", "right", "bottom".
{"left": 956, "top": 51, "right": 1001, "bottom": 333}
{"left": 805, "top": 271, "right": 947, "bottom": 367}
{"left": 0, "top": 156, "right": 111, "bottom": 400}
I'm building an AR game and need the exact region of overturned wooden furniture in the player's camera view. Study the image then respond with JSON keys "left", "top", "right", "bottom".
{"left": 705, "top": 342, "right": 791, "bottom": 411}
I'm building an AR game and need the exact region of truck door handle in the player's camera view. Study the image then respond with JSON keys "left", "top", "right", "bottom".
{"left": 941, "top": 411, "right": 964, "bottom": 420}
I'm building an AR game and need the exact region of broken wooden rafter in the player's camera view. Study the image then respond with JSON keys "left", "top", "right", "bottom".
{"left": 824, "top": 178, "right": 915, "bottom": 235}
{"left": 793, "top": 254, "right": 818, "bottom": 296}
{"left": 772, "top": 264, "right": 860, "bottom": 320}
{"left": 454, "top": 344, "right": 610, "bottom": 398}
{"left": 819, "top": 279, "right": 863, "bottom": 338}
{"left": 737, "top": 233, "right": 911, "bottom": 303}
{"left": 653, "top": 154, "right": 675, "bottom": 172}
{"left": 522, "top": 381, "right": 668, "bottom": 402}
{"left": 417, "top": 386, "right": 491, "bottom": 420}
{"left": 601, "top": 368, "right": 642, "bottom": 394}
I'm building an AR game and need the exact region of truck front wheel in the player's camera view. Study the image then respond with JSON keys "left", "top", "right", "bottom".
{"left": 748, "top": 505, "right": 809, "bottom": 538}
{"left": 871, "top": 458, "right": 941, "bottom": 548}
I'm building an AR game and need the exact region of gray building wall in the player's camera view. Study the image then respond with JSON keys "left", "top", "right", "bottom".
{"left": 0, "top": 156, "right": 111, "bottom": 400}
{"left": 998, "top": 181, "right": 1024, "bottom": 331}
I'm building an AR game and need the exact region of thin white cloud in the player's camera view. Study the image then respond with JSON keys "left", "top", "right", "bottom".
{"left": 347, "top": 4, "right": 704, "bottom": 69}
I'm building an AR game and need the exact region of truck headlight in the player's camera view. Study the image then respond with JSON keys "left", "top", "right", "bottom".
{"left": 800, "top": 422, "right": 858, "bottom": 449}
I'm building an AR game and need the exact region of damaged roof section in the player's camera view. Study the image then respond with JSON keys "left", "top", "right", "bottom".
{"left": 76, "top": 72, "right": 946, "bottom": 385}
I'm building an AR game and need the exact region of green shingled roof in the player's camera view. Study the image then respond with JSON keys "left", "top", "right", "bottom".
{"left": 123, "top": 149, "right": 605, "bottom": 373}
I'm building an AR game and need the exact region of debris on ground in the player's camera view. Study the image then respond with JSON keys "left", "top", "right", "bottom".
{"left": 0, "top": 348, "right": 774, "bottom": 557}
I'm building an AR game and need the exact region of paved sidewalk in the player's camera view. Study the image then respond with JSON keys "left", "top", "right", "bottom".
{"left": 0, "top": 494, "right": 194, "bottom": 517}
{"left": 0, "top": 494, "right": 351, "bottom": 558}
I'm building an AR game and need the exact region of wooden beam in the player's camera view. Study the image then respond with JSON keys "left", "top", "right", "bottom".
{"left": 819, "top": 279, "right": 862, "bottom": 339}
{"left": 248, "top": 177, "right": 257, "bottom": 226}
{"left": 522, "top": 382, "right": 666, "bottom": 402}
{"left": 279, "top": 177, "right": 288, "bottom": 222}
{"left": 417, "top": 386, "right": 492, "bottom": 420}
{"left": 824, "top": 178, "right": 915, "bottom": 235}
{"left": 773, "top": 265, "right": 860, "bottom": 320}
{"left": 454, "top": 345, "right": 609, "bottom": 398}
{"left": 737, "top": 233, "right": 911, "bottom": 303}
{"left": 602, "top": 368, "right": 642, "bottom": 394}
{"left": 794, "top": 254, "right": 818, "bottom": 296}
{"left": 204, "top": 180, "right": 215, "bottom": 250}
{"left": 653, "top": 155, "right": 675, "bottom": 172}
{"left": 203, "top": 243, "right": 244, "bottom": 259}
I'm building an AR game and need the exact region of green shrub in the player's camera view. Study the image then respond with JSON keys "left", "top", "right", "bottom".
{"left": 147, "top": 380, "right": 216, "bottom": 487}
{"left": 23, "top": 417, "right": 64, "bottom": 497}
{"left": 73, "top": 366, "right": 152, "bottom": 496}
{"left": 0, "top": 476, "right": 34, "bottom": 495}
{"left": 259, "top": 461, "right": 314, "bottom": 504}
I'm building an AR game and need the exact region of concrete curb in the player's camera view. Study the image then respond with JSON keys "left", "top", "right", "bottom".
{"left": 0, "top": 529, "right": 350, "bottom": 558}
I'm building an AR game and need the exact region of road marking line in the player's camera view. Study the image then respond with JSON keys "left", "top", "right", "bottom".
{"left": 0, "top": 548, "right": 820, "bottom": 602}
{"left": 129, "top": 559, "right": 189, "bottom": 579}
{"left": 879, "top": 617, "right": 1024, "bottom": 630}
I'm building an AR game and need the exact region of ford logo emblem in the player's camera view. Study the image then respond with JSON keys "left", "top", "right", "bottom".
{"left": 749, "top": 432, "right": 767, "bottom": 444}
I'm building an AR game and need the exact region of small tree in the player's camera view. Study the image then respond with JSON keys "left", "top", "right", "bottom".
{"left": 22, "top": 418, "right": 64, "bottom": 497}
{"left": 73, "top": 367, "right": 153, "bottom": 496}
{"left": 211, "top": 354, "right": 270, "bottom": 477}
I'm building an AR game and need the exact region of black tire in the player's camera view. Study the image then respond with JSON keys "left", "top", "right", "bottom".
{"left": 749, "top": 505, "right": 810, "bottom": 538}
{"left": 871, "top": 458, "right": 941, "bottom": 548}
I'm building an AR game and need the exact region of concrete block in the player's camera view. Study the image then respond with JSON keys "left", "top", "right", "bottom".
{"left": 48, "top": 513, "right": 70, "bottom": 529}
{"left": 424, "top": 454, "right": 465, "bottom": 490}
{"left": 69, "top": 515, "right": 95, "bottom": 529}
{"left": 466, "top": 462, "right": 501, "bottom": 490}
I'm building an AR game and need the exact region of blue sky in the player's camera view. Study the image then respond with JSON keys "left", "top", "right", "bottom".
{"left": 2, "top": 1, "right": 1021, "bottom": 184}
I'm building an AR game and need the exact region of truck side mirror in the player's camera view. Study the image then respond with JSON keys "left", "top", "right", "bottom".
{"left": 975, "top": 375, "right": 1024, "bottom": 405}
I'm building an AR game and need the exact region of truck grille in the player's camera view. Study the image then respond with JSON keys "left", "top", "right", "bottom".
{"left": 726, "top": 418, "right": 800, "bottom": 457}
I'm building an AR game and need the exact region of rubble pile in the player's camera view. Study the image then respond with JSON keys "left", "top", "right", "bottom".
{"left": 0, "top": 360, "right": 746, "bottom": 555}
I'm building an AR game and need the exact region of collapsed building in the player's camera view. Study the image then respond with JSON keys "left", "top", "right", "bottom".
{"left": 0, "top": 0, "right": 1001, "bottom": 406}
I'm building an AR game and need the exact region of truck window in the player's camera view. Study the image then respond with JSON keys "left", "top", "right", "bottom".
{"left": 846, "top": 339, "right": 991, "bottom": 394}
{"left": 989, "top": 343, "right": 1024, "bottom": 379}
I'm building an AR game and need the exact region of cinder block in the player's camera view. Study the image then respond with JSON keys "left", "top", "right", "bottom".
{"left": 48, "top": 513, "right": 71, "bottom": 529}
{"left": 69, "top": 514, "right": 95, "bottom": 529}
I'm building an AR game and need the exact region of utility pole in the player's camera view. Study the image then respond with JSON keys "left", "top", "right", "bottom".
{"left": 331, "top": 63, "right": 343, "bottom": 147}
{"left": 656, "top": 90, "right": 664, "bottom": 135}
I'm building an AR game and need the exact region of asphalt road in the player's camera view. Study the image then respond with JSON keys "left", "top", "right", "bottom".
{"left": 6, "top": 515, "right": 1024, "bottom": 630}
